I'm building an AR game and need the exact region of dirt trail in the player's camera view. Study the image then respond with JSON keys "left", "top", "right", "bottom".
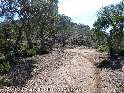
{"left": 26, "top": 48, "right": 101, "bottom": 93}
{"left": 0, "top": 48, "right": 103, "bottom": 93}
{"left": 65, "top": 48, "right": 101, "bottom": 93}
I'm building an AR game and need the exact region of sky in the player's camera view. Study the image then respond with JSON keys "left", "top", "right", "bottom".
{"left": 58, "top": 0, "right": 122, "bottom": 27}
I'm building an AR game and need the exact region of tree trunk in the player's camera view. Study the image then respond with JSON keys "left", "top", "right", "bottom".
{"left": 26, "top": 30, "right": 33, "bottom": 49}
{"left": 108, "top": 29, "right": 115, "bottom": 58}
{"left": 26, "top": 20, "right": 33, "bottom": 49}
{"left": 14, "top": 26, "right": 22, "bottom": 56}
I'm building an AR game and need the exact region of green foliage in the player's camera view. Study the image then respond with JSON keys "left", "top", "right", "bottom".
{"left": 93, "top": 17, "right": 109, "bottom": 29}
{"left": 6, "top": 51, "right": 16, "bottom": 65}
{"left": 118, "top": 48, "right": 124, "bottom": 56}
{"left": 97, "top": 45, "right": 109, "bottom": 53}
{"left": 0, "top": 33, "right": 7, "bottom": 54}
{"left": 0, "top": 78, "right": 10, "bottom": 87}
{"left": 56, "top": 16, "right": 91, "bottom": 47}
{"left": 20, "top": 44, "right": 37, "bottom": 57}
{"left": 0, "top": 60, "right": 10, "bottom": 74}
{"left": 94, "top": 1, "right": 124, "bottom": 57}
{"left": 24, "top": 48, "right": 37, "bottom": 57}
{"left": 113, "top": 16, "right": 124, "bottom": 22}
{"left": 0, "top": 39, "right": 6, "bottom": 52}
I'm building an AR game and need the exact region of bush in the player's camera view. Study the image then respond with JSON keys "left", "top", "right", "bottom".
{"left": 95, "top": 60, "right": 111, "bottom": 68}
{"left": 0, "top": 39, "right": 7, "bottom": 54}
{"left": 24, "top": 48, "right": 37, "bottom": 57}
{"left": 0, "top": 59, "right": 10, "bottom": 74}
{"left": 0, "top": 78, "right": 10, "bottom": 87}
{"left": 97, "top": 45, "right": 109, "bottom": 53}
{"left": 5, "top": 51, "right": 17, "bottom": 65}
{"left": 118, "top": 48, "right": 124, "bottom": 56}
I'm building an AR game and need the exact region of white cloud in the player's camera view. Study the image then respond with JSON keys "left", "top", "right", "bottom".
{"left": 58, "top": 0, "right": 122, "bottom": 27}
{"left": 59, "top": 0, "right": 121, "bottom": 17}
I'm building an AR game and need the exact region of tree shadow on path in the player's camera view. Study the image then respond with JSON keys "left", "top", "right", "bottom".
{"left": 95, "top": 56, "right": 124, "bottom": 70}
{"left": 8, "top": 58, "right": 36, "bottom": 87}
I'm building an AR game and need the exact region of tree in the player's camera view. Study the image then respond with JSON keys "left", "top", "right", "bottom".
{"left": 30, "top": 0, "right": 59, "bottom": 53}
{"left": 55, "top": 14, "right": 92, "bottom": 47}
{"left": 90, "top": 28, "right": 108, "bottom": 48}
{"left": 0, "top": 0, "right": 59, "bottom": 58}
{"left": 94, "top": 1, "right": 124, "bottom": 57}
{"left": 55, "top": 14, "right": 72, "bottom": 47}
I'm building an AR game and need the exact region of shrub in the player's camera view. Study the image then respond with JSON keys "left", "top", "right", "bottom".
{"left": 24, "top": 48, "right": 37, "bottom": 57}
{"left": 97, "top": 45, "right": 109, "bottom": 53}
{"left": 0, "top": 59, "right": 10, "bottom": 74}
{"left": 0, "top": 39, "right": 7, "bottom": 54}
{"left": 118, "top": 48, "right": 124, "bottom": 56}
{"left": 95, "top": 60, "right": 111, "bottom": 68}
{"left": 0, "top": 78, "right": 10, "bottom": 87}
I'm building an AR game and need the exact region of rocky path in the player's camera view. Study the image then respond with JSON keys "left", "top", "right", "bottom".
{"left": 28, "top": 48, "right": 101, "bottom": 93}
{"left": 65, "top": 48, "right": 102, "bottom": 93}
{"left": 0, "top": 48, "right": 123, "bottom": 93}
